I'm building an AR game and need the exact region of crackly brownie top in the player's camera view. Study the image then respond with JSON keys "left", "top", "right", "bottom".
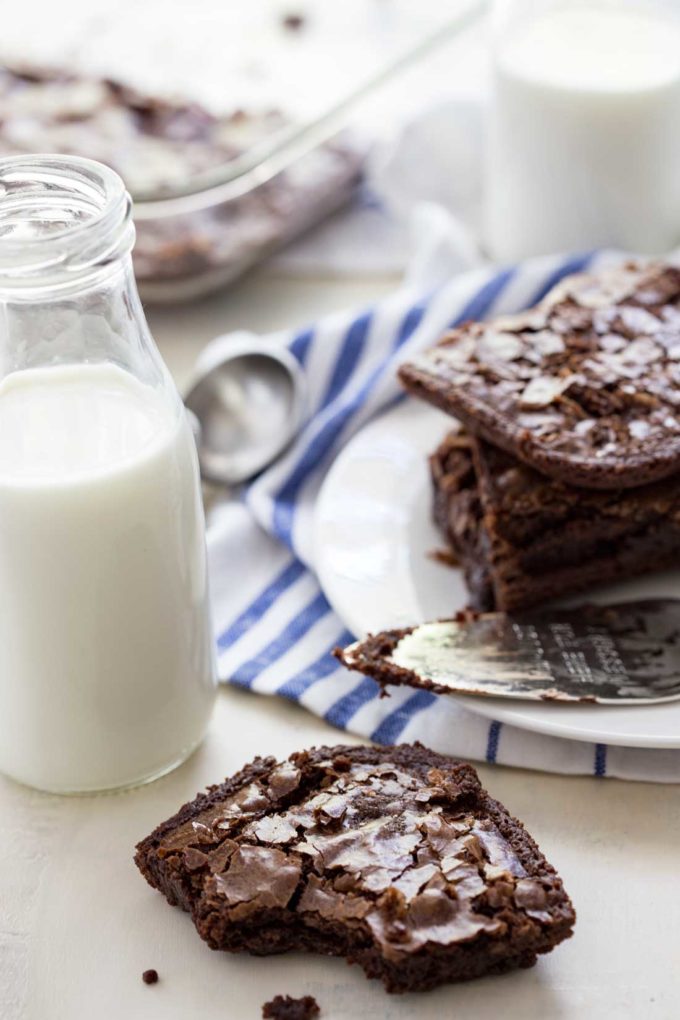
{"left": 400, "top": 262, "right": 680, "bottom": 489}
{"left": 0, "top": 64, "right": 285, "bottom": 196}
{"left": 152, "top": 745, "right": 562, "bottom": 961}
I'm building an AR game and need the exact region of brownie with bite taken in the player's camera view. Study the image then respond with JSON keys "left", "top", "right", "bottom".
{"left": 135, "top": 743, "right": 575, "bottom": 993}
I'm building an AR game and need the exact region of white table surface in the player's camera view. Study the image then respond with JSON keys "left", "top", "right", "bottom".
{"left": 3, "top": 268, "right": 680, "bottom": 1020}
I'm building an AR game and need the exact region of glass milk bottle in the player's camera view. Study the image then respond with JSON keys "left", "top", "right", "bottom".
{"left": 0, "top": 156, "right": 216, "bottom": 793}
{"left": 484, "top": 0, "right": 680, "bottom": 261}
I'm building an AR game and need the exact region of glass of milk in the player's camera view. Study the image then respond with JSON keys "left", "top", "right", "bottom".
{"left": 0, "top": 156, "right": 217, "bottom": 793}
{"left": 484, "top": 0, "right": 680, "bottom": 261}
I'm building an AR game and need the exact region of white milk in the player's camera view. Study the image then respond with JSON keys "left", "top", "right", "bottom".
{"left": 0, "top": 363, "right": 216, "bottom": 792}
{"left": 485, "top": 3, "right": 680, "bottom": 261}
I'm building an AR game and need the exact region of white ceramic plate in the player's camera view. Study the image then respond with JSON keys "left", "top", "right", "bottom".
{"left": 314, "top": 399, "right": 680, "bottom": 748}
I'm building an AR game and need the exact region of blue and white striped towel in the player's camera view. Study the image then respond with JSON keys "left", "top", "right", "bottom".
{"left": 203, "top": 250, "right": 680, "bottom": 783}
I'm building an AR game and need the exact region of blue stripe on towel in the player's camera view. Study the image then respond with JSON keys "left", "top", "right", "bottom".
{"left": 289, "top": 327, "right": 315, "bottom": 367}
{"left": 394, "top": 299, "right": 428, "bottom": 348}
{"left": 230, "top": 591, "right": 331, "bottom": 688}
{"left": 324, "top": 676, "right": 380, "bottom": 728}
{"left": 594, "top": 743, "right": 608, "bottom": 777}
{"left": 320, "top": 311, "right": 372, "bottom": 409}
{"left": 270, "top": 300, "right": 431, "bottom": 547}
{"left": 452, "top": 266, "right": 516, "bottom": 325}
{"left": 371, "top": 690, "right": 438, "bottom": 745}
{"left": 217, "top": 559, "right": 305, "bottom": 652}
{"left": 486, "top": 721, "right": 502, "bottom": 764}
{"left": 277, "top": 630, "right": 355, "bottom": 700}
{"left": 528, "top": 251, "right": 595, "bottom": 306}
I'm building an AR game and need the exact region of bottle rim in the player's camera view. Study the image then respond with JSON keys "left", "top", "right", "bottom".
{"left": 0, "top": 154, "right": 135, "bottom": 290}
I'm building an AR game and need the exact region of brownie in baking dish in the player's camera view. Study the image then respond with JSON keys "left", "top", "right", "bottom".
{"left": 0, "top": 65, "right": 362, "bottom": 293}
{"left": 400, "top": 262, "right": 680, "bottom": 489}
{"left": 431, "top": 430, "right": 680, "bottom": 612}
{"left": 135, "top": 744, "right": 575, "bottom": 994}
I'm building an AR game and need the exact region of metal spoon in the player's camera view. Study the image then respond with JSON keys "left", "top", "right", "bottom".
{"left": 339, "top": 600, "right": 680, "bottom": 705}
{"left": 185, "top": 334, "right": 306, "bottom": 487}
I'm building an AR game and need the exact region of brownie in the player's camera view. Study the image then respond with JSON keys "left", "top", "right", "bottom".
{"left": 430, "top": 432, "right": 494, "bottom": 609}
{"left": 262, "top": 994, "right": 319, "bottom": 1020}
{"left": 0, "top": 64, "right": 265, "bottom": 196}
{"left": 0, "top": 64, "right": 362, "bottom": 295}
{"left": 135, "top": 744, "right": 575, "bottom": 994}
{"left": 400, "top": 262, "right": 680, "bottom": 489}
{"left": 431, "top": 430, "right": 680, "bottom": 612}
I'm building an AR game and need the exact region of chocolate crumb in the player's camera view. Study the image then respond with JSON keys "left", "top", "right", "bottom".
{"left": 262, "top": 994, "right": 319, "bottom": 1019}
{"left": 428, "top": 547, "right": 460, "bottom": 568}
{"left": 142, "top": 969, "right": 159, "bottom": 985}
{"left": 282, "top": 13, "right": 305, "bottom": 31}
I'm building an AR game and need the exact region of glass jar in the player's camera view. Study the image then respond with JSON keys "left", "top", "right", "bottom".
{"left": 0, "top": 155, "right": 216, "bottom": 794}
{"left": 484, "top": 0, "right": 680, "bottom": 261}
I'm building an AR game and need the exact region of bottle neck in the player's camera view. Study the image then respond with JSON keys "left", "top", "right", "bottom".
{"left": 0, "top": 156, "right": 173, "bottom": 399}
{"left": 0, "top": 156, "right": 134, "bottom": 292}
{"left": 1, "top": 255, "right": 157, "bottom": 386}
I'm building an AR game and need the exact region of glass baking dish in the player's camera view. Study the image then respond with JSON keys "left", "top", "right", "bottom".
{"left": 0, "top": 0, "right": 485, "bottom": 301}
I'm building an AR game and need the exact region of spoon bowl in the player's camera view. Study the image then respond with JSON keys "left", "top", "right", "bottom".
{"left": 185, "top": 337, "right": 306, "bottom": 485}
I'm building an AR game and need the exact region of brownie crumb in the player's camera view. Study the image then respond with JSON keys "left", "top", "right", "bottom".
{"left": 282, "top": 13, "right": 305, "bottom": 31}
{"left": 428, "top": 547, "right": 460, "bottom": 568}
{"left": 142, "top": 969, "right": 159, "bottom": 985}
{"left": 262, "top": 995, "right": 319, "bottom": 1020}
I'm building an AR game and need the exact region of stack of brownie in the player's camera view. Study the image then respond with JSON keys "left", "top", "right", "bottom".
{"left": 399, "top": 262, "right": 680, "bottom": 612}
